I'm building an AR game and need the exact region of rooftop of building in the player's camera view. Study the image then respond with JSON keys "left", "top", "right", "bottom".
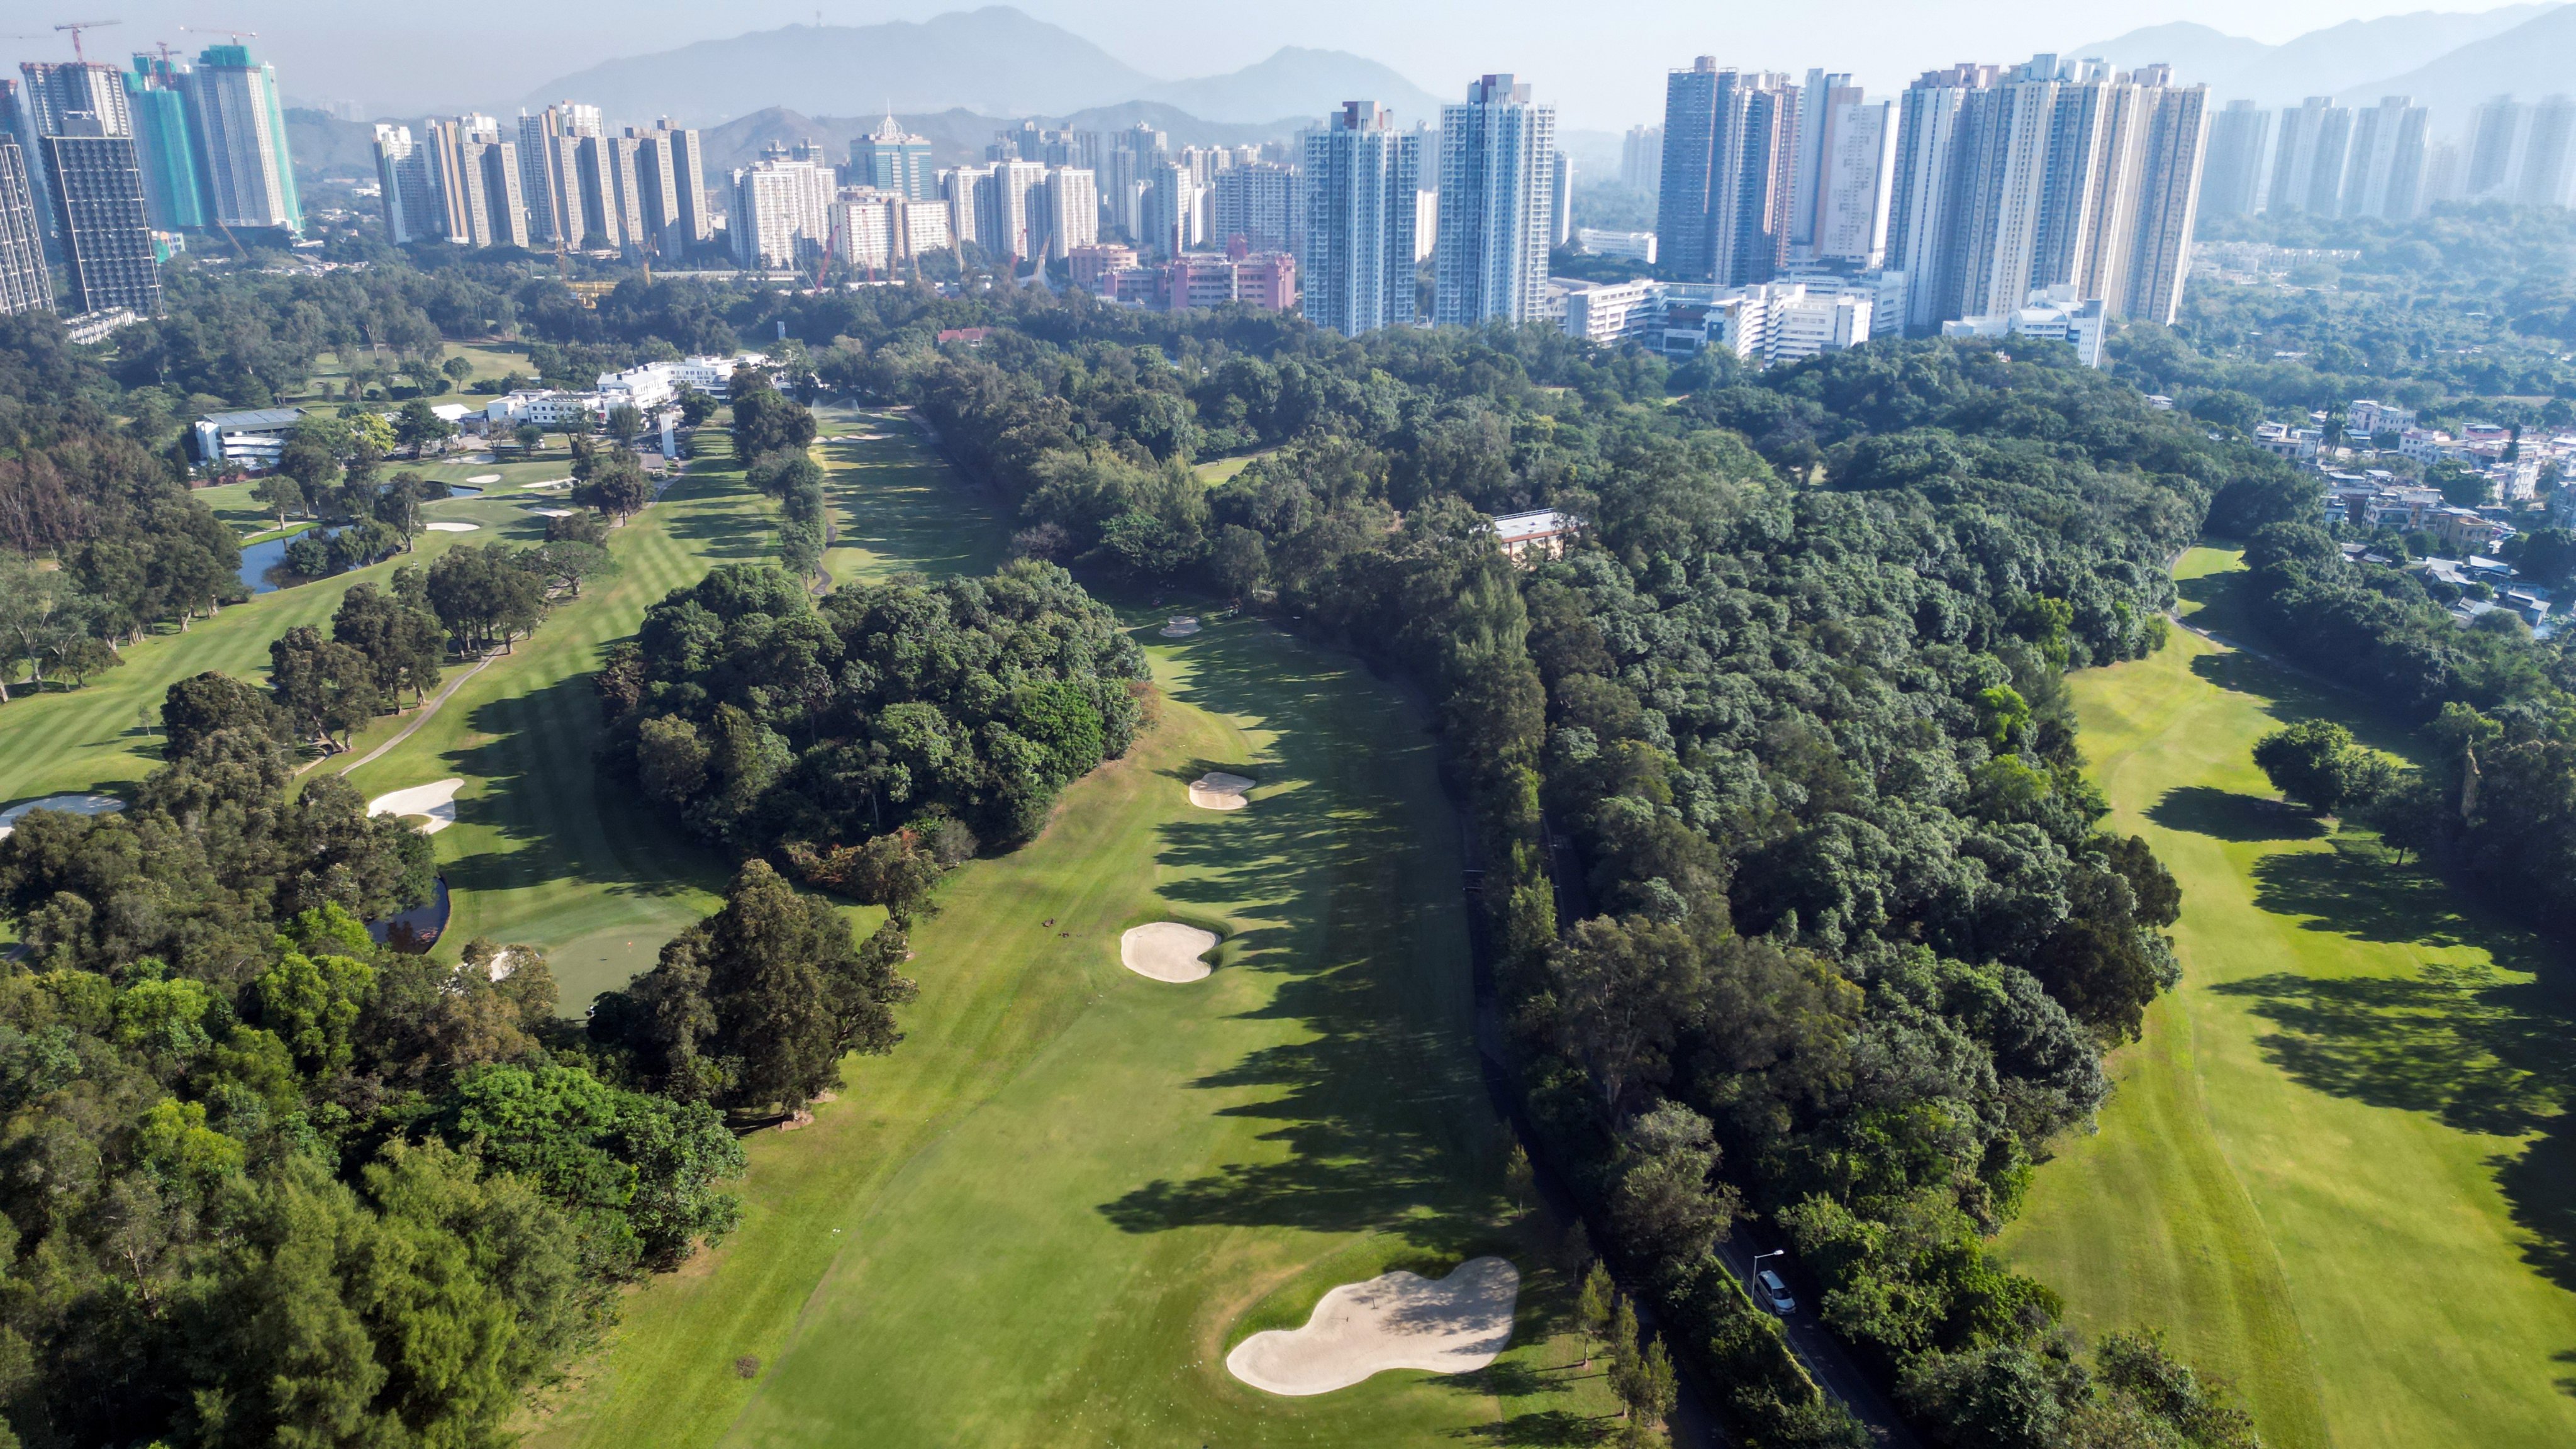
{"left": 1491, "top": 508, "right": 1577, "bottom": 541}
{"left": 198, "top": 408, "right": 304, "bottom": 430}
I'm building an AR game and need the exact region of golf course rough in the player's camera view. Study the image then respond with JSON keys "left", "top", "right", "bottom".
{"left": 1999, "top": 546, "right": 2576, "bottom": 1449}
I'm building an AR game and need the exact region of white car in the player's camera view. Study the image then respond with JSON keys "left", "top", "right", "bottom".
{"left": 1756, "top": 1268, "right": 1796, "bottom": 1314}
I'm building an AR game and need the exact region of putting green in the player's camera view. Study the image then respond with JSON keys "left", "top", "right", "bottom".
{"left": 1998, "top": 547, "right": 2576, "bottom": 1449}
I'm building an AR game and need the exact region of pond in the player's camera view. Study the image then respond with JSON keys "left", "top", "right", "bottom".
{"left": 237, "top": 525, "right": 328, "bottom": 595}
{"left": 369, "top": 875, "right": 451, "bottom": 953}
{"left": 233, "top": 486, "right": 486, "bottom": 594}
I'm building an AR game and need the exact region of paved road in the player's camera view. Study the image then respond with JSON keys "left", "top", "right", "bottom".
{"left": 1713, "top": 1231, "right": 1922, "bottom": 1448}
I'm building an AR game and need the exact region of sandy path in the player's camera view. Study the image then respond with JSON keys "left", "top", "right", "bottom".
{"left": 1188, "top": 771, "right": 1254, "bottom": 810}
{"left": 369, "top": 778, "right": 465, "bottom": 833}
{"left": 1119, "top": 922, "right": 1216, "bottom": 982}
{"left": 0, "top": 793, "right": 125, "bottom": 839}
{"left": 1226, "top": 1257, "right": 1520, "bottom": 1396}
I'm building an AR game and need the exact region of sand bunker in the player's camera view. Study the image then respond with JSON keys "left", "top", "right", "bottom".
{"left": 370, "top": 779, "right": 464, "bottom": 834}
{"left": 423, "top": 521, "right": 479, "bottom": 532}
{"left": 1227, "top": 1257, "right": 1520, "bottom": 1396}
{"left": 1188, "top": 771, "right": 1254, "bottom": 811}
{"left": 529, "top": 506, "right": 576, "bottom": 518}
{"left": 465, "top": 473, "right": 502, "bottom": 484}
{"left": 1160, "top": 615, "right": 1201, "bottom": 637}
{"left": 0, "top": 793, "right": 125, "bottom": 840}
{"left": 1120, "top": 922, "right": 1216, "bottom": 983}
{"left": 523, "top": 479, "right": 572, "bottom": 492}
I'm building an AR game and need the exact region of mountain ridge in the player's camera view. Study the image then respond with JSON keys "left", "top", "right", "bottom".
{"left": 2076, "top": 4, "right": 2562, "bottom": 103}
{"left": 520, "top": 5, "right": 1445, "bottom": 134}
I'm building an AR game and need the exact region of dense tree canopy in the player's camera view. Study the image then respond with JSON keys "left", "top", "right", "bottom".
{"left": 600, "top": 561, "right": 1146, "bottom": 854}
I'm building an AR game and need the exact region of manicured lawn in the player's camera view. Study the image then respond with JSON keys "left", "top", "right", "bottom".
{"left": 526, "top": 611, "right": 1617, "bottom": 1448}
{"left": 0, "top": 446, "right": 595, "bottom": 808}
{"left": 811, "top": 401, "right": 1010, "bottom": 585}
{"left": 1997, "top": 546, "right": 2576, "bottom": 1449}
{"left": 521, "top": 413, "right": 1619, "bottom": 1448}
{"left": 337, "top": 451, "right": 778, "bottom": 1009}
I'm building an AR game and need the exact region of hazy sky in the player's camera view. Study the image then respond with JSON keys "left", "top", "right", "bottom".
{"left": 0, "top": 0, "right": 2509, "bottom": 128}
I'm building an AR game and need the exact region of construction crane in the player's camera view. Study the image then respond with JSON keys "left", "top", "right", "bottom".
{"left": 177, "top": 23, "right": 258, "bottom": 44}
{"left": 52, "top": 19, "right": 120, "bottom": 63}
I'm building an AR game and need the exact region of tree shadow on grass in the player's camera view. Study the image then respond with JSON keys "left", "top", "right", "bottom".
{"left": 2212, "top": 834, "right": 2576, "bottom": 1292}
{"left": 436, "top": 670, "right": 727, "bottom": 903}
{"left": 1450, "top": 1410, "right": 1617, "bottom": 1445}
{"left": 2147, "top": 786, "right": 2326, "bottom": 842}
{"left": 1096, "top": 620, "right": 1502, "bottom": 1259}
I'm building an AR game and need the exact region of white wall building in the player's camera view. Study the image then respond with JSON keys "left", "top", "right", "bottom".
{"left": 1940, "top": 284, "right": 2108, "bottom": 366}
{"left": 730, "top": 148, "right": 834, "bottom": 267}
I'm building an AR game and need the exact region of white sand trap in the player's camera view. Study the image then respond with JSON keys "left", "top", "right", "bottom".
{"left": 423, "top": 521, "right": 479, "bottom": 532}
{"left": 1120, "top": 922, "right": 1217, "bottom": 982}
{"left": 529, "top": 506, "right": 576, "bottom": 518}
{"left": 1160, "top": 615, "right": 1201, "bottom": 637}
{"left": 1227, "top": 1257, "right": 1520, "bottom": 1396}
{"left": 0, "top": 793, "right": 125, "bottom": 840}
{"left": 1188, "top": 771, "right": 1255, "bottom": 810}
{"left": 370, "top": 779, "right": 464, "bottom": 834}
{"left": 465, "top": 473, "right": 502, "bottom": 484}
{"left": 524, "top": 479, "right": 573, "bottom": 492}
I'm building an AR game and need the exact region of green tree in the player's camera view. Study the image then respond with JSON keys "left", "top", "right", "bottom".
{"left": 394, "top": 398, "right": 457, "bottom": 457}
{"left": 269, "top": 625, "right": 382, "bottom": 749}
{"left": 1542, "top": 915, "right": 1708, "bottom": 1116}
{"left": 2253, "top": 718, "right": 2375, "bottom": 814}
{"left": 1607, "top": 1294, "right": 1641, "bottom": 1414}
{"left": 0, "top": 552, "right": 79, "bottom": 700}
{"left": 252, "top": 472, "right": 306, "bottom": 527}
{"left": 615, "top": 861, "right": 917, "bottom": 1112}
{"left": 606, "top": 402, "right": 644, "bottom": 446}
{"left": 1575, "top": 1260, "right": 1614, "bottom": 1368}
{"left": 162, "top": 670, "right": 286, "bottom": 759}
{"left": 534, "top": 539, "right": 617, "bottom": 598}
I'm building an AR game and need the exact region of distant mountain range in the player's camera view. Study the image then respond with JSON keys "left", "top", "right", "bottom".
{"left": 696, "top": 104, "right": 1319, "bottom": 179}
{"left": 521, "top": 5, "right": 1448, "bottom": 134}
{"left": 2334, "top": 5, "right": 2576, "bottom": 122}
{"left": 2077, "top": 3, "right": 2568, "bottom": 128}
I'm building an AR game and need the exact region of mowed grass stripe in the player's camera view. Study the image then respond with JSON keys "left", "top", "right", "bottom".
{"left": 0, "top": 526, "right": 505, "bottom": 804}
{"left": 1999, "top": 547, "right": 2576, "bottom": 1449}
{"left": 343, "top": 468, "right": 774, "bottom": 996}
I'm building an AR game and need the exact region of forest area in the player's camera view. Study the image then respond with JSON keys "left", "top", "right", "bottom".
{"left": 0, "top": 250, "right": 2345, "bottom": 1448}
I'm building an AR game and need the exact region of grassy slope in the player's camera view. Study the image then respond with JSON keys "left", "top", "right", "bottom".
{"left": 524, "top": 409, "right": 1618, "bottom": 1448}
{"left": 1997, "top": 547, "right": 2576, "bottom": 1449}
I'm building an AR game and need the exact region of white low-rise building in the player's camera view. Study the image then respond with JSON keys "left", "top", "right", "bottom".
{"left": 1490, "top": 508, "right": 1579, "bottom": 561}
{"left": 192, "top": 408, "right": 304, "bottom": 469}
{"left": 498, "top": 352, "right": 770, "bottom": 427}
{"left": 1941, "top": 286, "right": 2107, "bottom": 367}
{"left": 1575, "top": 228, "right": 1657, "bottom": 263}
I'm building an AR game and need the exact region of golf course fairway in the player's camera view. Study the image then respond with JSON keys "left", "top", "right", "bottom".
{"left": 511, "top": 415, "right": 1614, "bottom": 1445}
{"left": 1998, "top": 546, "right": 2576, "bottom": 1449}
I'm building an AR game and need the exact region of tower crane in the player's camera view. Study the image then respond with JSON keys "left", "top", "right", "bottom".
{"left": 51, "top": 19, "right": 120, "bottom": 63}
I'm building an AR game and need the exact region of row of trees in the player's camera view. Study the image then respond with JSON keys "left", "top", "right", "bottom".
{"left": 2237, "top": 521, "right": 2576, "bottom": 941}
